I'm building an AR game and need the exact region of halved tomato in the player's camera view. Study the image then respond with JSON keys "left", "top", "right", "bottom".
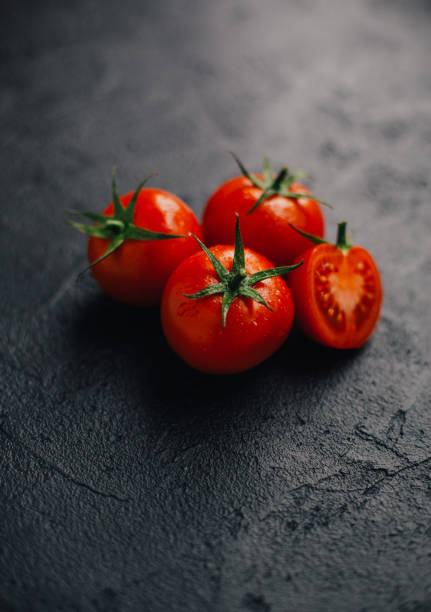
{"left": 288, "top": 222, "right": 383, "bottom": 348}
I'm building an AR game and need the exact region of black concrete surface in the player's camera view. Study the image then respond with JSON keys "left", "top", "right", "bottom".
{"left": 1, "top": 1, "right": 431, "bottom": 610}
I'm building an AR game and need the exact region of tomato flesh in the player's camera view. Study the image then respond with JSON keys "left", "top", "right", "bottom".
{"left": 288, "top": 245, "right": 382, "bottom": 348}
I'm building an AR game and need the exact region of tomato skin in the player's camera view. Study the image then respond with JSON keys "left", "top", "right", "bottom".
{"left": 88, "top": 188, "right": 203, "bottom": 306}
{"left": 203, "top": 176, "right": 325, "bottom": 266}
{"left": 161, "top": 246, "right": 295, "bottom": 374}
{"left": 288, "top": 244, "right": 383, "bottom": 349}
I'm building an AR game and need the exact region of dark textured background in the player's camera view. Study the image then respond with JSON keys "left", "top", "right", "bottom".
{"left": 1, "top": 1, "right": 431, "bottom": 611}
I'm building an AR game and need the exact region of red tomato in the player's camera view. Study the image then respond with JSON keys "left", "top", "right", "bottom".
{"left": 203, "top": 155, "right": 328, "bottom": 266}
{"left": 288, "top": 223, "right": 383, "bottom": 349}
{"left": 70, "top": 173, "right": 203, "bottom": 306}
{"left": 161, "top": 216, "right": 299, "bottom": 374}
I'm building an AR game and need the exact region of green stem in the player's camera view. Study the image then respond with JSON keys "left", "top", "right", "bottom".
{"left": 290, "top": 221, "right": 353, "bottom": 253}
{"left": 336, "top": 221, "right": 351, "bottom": 251}
{"left": 105, "top": 219, "right": 125, "bottom": 233}
{"left": 272, "top": 167, "right": 289, "bottom": 190}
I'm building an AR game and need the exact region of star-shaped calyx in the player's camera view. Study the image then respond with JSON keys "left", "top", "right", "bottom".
{"left": 230, "top": 152, "right": 332, "bottom": 215}
{"left": 289, "top": 220, "right": 352, "bottom": 253}
{"left": 68, "top": 170, "right": 186, "bottom": 275}
{"left": 185, "top": 214, "right": 303, "bottom": 327}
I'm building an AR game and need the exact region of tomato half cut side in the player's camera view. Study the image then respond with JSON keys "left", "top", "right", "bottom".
{"left": 290, "top": 244, "right": 383, "bottom": 349}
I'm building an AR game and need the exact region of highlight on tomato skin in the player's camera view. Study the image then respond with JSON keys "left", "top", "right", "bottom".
{"left": 68, "top": 171, "right": 203, "bottom": 306}
{"left": 287, "top": 222, "right": 383, "bottom": 349}
{"left": 202, "top": 153, "right": 331, "bottom": 266}
{"left": 161, "top": 215, "right": 301, "bottom": 375}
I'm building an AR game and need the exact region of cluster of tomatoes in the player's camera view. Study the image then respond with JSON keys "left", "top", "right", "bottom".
{"left": 69, "top": 154, "right": 383, "bottom": 374}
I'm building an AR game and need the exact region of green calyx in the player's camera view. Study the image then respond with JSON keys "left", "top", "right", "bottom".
{"left": 289, "top": 221, "right": 352, "bottom": 253}
{"left": 68, "top": 169, "right": 186, "bottom": 275}
{"left": 230, "top": 152, "right": 333, "bottom": 215}
{"left": 185, "top": 214, "right": 303, "bottom": 328}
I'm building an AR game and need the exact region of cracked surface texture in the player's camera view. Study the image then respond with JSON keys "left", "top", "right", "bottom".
{"left": 1, "top": 0, "right": 431, "bottom": 611}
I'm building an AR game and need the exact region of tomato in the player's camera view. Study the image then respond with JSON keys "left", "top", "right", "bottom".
{"left": 69, "top": 172, "right": 203, "bottom": 306}
{"left": 161, "top": 215, "right": 301, "bottom": 374}
{"left": 203, "top": 154, "right": 330, "bottom": 266}
{"left": 288, "top": 222, "right": 383, "bottom": 349}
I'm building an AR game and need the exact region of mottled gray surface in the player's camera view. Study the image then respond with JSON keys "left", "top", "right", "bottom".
{"left": 1, "top": 1, "right": 431, "bottom": 611}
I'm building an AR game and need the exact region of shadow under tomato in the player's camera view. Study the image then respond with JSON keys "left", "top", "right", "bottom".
{"left": 70, "top": 291, "right": 363, "bottom": 428}
{"left": 143, "top": 323, "right": 364, "bottom": 426}
{"left": 70, "top": 291, "right": 163, "bottom": 350}
{"left": 269, "top": 324, "right": 363, "bottom": 377}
